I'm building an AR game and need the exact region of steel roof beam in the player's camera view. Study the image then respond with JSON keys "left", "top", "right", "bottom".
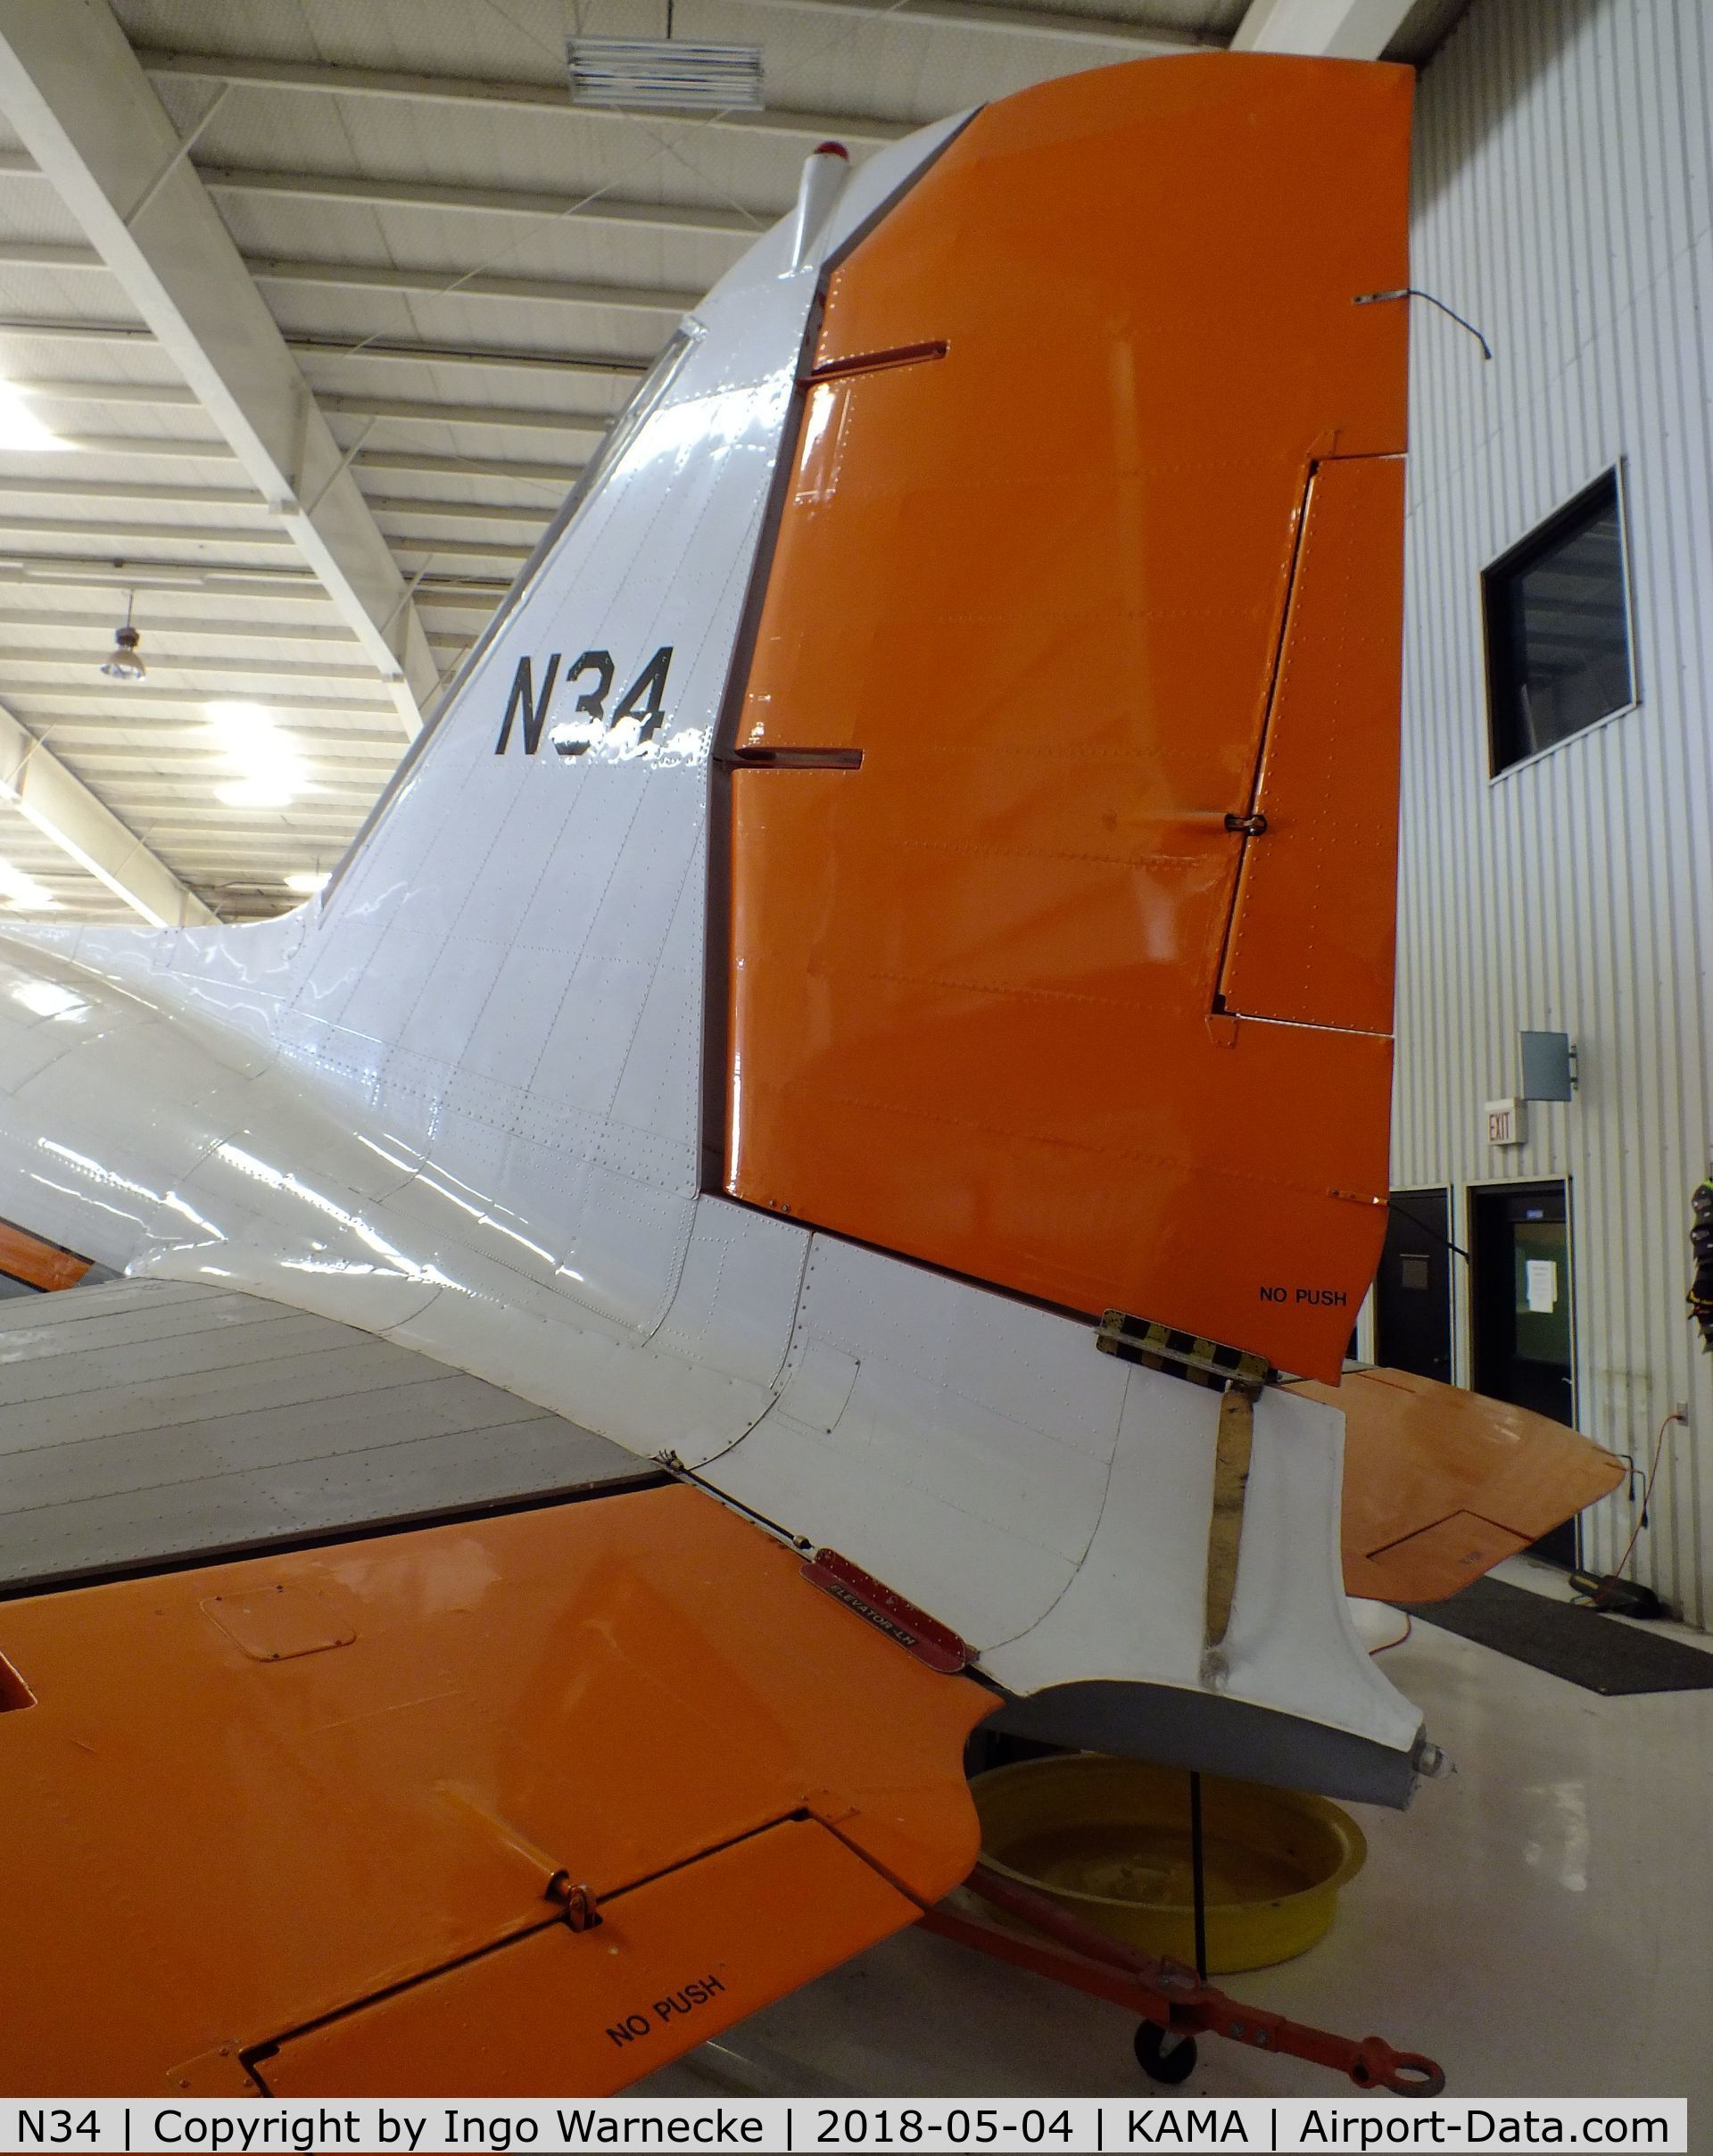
{"left": 135, "top": 50, "right": 907, "bottom": 146}
{"left": 0, "top": 611, "right": 466, "bottom": 661}
{"left": 0, "top": 608, "right": 365, "bottom": 644}
{"left": 0, "top": 564, "right": 508, "bottom": 599}
{"left": 1, "top": 476, "right": 558, "bottom": 523}
{"left": 0, "top": 241, "right": 699, "bottom": 319}
{"left": 8, "top": 438, "right": 579, "bottom": 486}
{"left": 406, "top": 589, "right": 505, "bottom": 611}
{"left": 10, "top": 683, "right": 396, "bottom": 715}
{"left": 0, "top": 242, "right": 96, "bottom": 270}
{"left": 199, "top": 166, "right": 764, "bottom": 238}
{"left": 289, "top": 338, "right": 648, "bottom": 382}
{"left": 1, "top": 377, "right": 202, "bottom": 405}
{"left": 3, "top": 145, "right": 763, "bottom": 236}
{"left": 12, "top": 380, "right": 617, "bottom": 435}
{"left": 355, "top": 451, "right": 577, "bottom": 485}
{"left": 0, "top": 0, "right": 440, "bottom": 739}
{"left": 321, "top": 396, "right": 611, "bottom": 436}
{"left": 737, "top": 0, "right": 1204, "bottom": 46}
{"left": 2, "top": 646, "right": 396, "bottom": 683}
{"left": 0, "top": 513, "right": 295, "bottom": 548}
{"left": 8, "top": 718, "right": 390, "bottom": 750}
{"left": 377, "top": 534, "right": 533, "bottom": 563}
{"left": 0, "top": 475, "right": 264, "bottom": 509}
{"left": 1232, "top": 0, "right": 1416, "bottom": 57}
{"left": 45, "top": 436, "right": 238, "bottom": 462}
{"left": 0, "top": 318, "right": 651, "bottom": 379}
{"left": 0, "top": 556, "right": 327, "bottom": 593}
{"left": 0, "top": 557, "right": 509, "bottom": 604}
{"left": 246, "top": 259, "right": 698, "bottom": 315}
{"left": 358, "top": 497, "right": 552, "bottom": 527}
{"left": 0, "top": 692, "right": 214, "bottom": 926}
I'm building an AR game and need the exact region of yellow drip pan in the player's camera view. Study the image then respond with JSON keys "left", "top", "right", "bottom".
{"left": 971, "top": 1755, "right": 1366, "bottom": 1974}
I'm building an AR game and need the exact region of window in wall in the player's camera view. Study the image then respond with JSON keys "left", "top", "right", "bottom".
{"left": 1483, "top": 469, "right": 1634, "bottom": 773}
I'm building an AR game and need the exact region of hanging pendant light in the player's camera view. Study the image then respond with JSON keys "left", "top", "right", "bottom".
{"left": 100, "top": 591, "right": 145, "bottom": 681}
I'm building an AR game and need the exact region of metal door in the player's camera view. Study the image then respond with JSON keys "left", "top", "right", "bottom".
{"left": 1470, "top": 1182, "right": 1576, "bottom": 1563}
{"left": 1374, "top": 1188, "right": 1453, "bottom": 1382}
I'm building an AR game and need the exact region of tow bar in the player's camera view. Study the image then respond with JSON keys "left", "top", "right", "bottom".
{"left": 920, "top": 1862, "right": 1445, "bottom": 2097}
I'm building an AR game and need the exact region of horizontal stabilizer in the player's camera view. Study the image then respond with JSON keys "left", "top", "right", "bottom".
{"left": 1295, "top": 1367, "right": 1626, "bottom": 1603}
{"left": 0, "top": 1483, "right": 989, "bottom": 2094}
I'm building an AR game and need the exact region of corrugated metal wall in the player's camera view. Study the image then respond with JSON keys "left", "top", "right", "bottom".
{"left": 1397, "top": 0, "right": 1713, "bottom": 1623}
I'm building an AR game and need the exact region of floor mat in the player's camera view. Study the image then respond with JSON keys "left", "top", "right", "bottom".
{"left": 1400, "top": 1575, "right": 1713, "bottom": 1695}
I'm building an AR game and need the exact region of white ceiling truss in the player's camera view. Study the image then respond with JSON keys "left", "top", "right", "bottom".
{"left": 0, "top": 0, "right": 1469, "bottom": 924}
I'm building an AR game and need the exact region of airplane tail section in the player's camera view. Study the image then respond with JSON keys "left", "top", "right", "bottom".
{"left": 300, "top": 58, "right": 1412, "bottom": 1386}
{"left": 2, "top": 56, "right": 1605, "bottom": 1868}
{"left": 16, "top": 56, "right": 1411, "bottom": 1388}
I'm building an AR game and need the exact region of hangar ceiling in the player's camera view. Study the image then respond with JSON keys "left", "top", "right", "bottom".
{"left": 0, "top": 0, "right": 1469, "bottom": 925}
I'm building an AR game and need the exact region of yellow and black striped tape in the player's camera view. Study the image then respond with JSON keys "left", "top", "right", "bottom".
{"left": 1096, "top": 1310, "right": 1271, "bottom": 1392}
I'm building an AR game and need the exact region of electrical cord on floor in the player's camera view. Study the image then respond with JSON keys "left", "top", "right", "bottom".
{"left": 1571, "top": 1408, "right": 1685, "bottom": 1609}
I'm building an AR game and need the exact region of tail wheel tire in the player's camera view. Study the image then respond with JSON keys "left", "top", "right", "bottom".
{"left": 1134, "top": 2021, "right": 1199, "bottom": 2086}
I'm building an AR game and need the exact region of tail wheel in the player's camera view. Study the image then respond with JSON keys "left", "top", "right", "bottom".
{"left": 1134, "top": 2021, "right": 1199, "bottom": 2086}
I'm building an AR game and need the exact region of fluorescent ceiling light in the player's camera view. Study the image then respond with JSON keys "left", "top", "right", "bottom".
{"left": 285, "top": 870, "right": 328, "bottom": 896}
{"left": 205, "top": 700, "right": 305, "bottom": 810}
{"left": 0, "top": 857, "right": 59, "bottom": 910}
{"left": 12, "top": 978, "right": 84, "bottom": 1018}
{"left": 0, "top": 377, "right": 66, "bottom": 454}
{"left": 566, "top": 36, "right": 763, "bottom": 112}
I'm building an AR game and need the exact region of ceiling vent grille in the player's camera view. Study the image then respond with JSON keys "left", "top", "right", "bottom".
{"left": 566, "top": 37, "right": 764, "bottom": 112}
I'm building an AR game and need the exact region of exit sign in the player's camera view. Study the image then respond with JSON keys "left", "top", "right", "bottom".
{"left": 1485, "top": 1097, "right": 1526, "bottom": 1146}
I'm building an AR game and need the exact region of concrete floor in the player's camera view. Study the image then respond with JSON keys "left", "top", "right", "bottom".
{"left": 644, "top": 1558, "right": 1713, "bottom": 2103}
